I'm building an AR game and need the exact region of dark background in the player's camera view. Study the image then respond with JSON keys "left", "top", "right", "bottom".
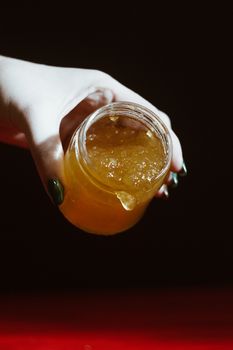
{"left": 0, "top": 3, "right": 232, "bottom": 293}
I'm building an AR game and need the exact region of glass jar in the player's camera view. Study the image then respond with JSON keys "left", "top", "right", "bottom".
{"left": 60, "top": 102, "right": 172, "bottom": 235}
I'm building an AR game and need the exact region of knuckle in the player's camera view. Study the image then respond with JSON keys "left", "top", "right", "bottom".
{"left": 93, "top": 69, "right": 110, "bottom": 80}
{"left": 159, "top": 111, "right": 171, "bottom": 127}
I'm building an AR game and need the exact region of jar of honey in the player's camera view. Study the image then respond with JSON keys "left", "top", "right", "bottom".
{"left": 60, "top": 102, "right": 172, "bottom": 235}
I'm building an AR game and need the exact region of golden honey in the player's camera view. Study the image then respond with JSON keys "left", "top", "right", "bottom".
{"left": 60, "top": 102, "right": 172, "bottom": 235}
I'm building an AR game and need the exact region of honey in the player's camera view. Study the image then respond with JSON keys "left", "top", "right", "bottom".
{"left": 60, "top": 102, "right": 172, "bottom": 235}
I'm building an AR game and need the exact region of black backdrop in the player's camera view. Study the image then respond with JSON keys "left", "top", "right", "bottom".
{"left": 0, "top": 3, "right": 232, "bottom": 292}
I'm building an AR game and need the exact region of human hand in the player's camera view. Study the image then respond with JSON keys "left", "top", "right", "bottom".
{"left": 0, "top": 56, "right": 186, "bottom": 204}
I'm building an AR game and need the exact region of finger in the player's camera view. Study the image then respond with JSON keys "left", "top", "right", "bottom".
{"left": 25, "top": 87, "right": 114, "bottom": 205}
{"left": 96, "top": 73, "right": 171, "bottom": 127}
{"left": 26, "top": 88, "right": 114, "bottom": 205}
{"left": 25, "top": 115, "right": 64, "bottom": 205}
{"left": 156, "top": 184, "right": 169, "bottom": 199}
{"left": 60, "top": 89, "right": 114, "bottom": 152}
{"left": 84, "top": 88, "right": 114, "bottom": 109}
{"left": 96, "top": 73, "right": 183, "bottom": 171}
{"left": 170, "top": 129, "right": 183, "bottom": 172}
{"left": 166, "top": 171, "right": 179, "bottom": 188}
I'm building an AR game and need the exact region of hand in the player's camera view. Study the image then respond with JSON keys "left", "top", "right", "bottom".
{"left": 0, "top": 56, "right": 185, "bottom": 204}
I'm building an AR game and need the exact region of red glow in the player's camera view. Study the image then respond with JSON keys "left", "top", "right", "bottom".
{"left": 0, "top": 333, "right": 232, "bottom": 350}
{"left": 0, "top": 288, "right": 232, "bottom": 349}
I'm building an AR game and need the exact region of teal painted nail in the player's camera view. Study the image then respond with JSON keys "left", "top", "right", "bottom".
{"left": 48, "top": 179, "right": 64, "bottom": 205}
{"left": 170, "top": 172, "right": 179, "bottom": 188}
{"left": 179, "top": 161, "right": 187, "bottom": 177}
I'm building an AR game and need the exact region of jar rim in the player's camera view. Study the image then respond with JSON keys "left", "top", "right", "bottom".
{"left": 74, "top": 101, "right": 172, "bottom": 193}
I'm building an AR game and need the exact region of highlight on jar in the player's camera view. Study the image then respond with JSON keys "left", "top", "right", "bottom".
{"left": 60, "top": 102, "right": 172, "bottom": 235}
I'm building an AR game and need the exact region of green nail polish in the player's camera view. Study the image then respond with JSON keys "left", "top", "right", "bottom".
{"left": 48, "top": 179, "right": 64, "bottom": 205}
{"left": 179, "top": 161, "right": 187, "bottom": 177}
{"left": 170, "top": 172, "right": 179, "bottom": 188}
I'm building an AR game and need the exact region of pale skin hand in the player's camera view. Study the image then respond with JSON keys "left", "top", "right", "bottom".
{"left": 0, "top": 56, "right": 183, "bottom": 202}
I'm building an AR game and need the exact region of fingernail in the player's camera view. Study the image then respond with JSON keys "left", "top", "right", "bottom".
{"left": 162, "top": 185, "right": 169, "bottom": 199}
{"left": 170, "top": 172, "right": 179, "bottom": 188}
{"left": 48, "top": 179, "right": 64, "bottom": 205}
{"left": 178, "top": 161, "right": 187, "bottom": 177}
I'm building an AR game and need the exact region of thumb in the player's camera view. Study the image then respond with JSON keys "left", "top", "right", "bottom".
{"left": 26, "top": 119, "right": 64, "bottom": 206}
